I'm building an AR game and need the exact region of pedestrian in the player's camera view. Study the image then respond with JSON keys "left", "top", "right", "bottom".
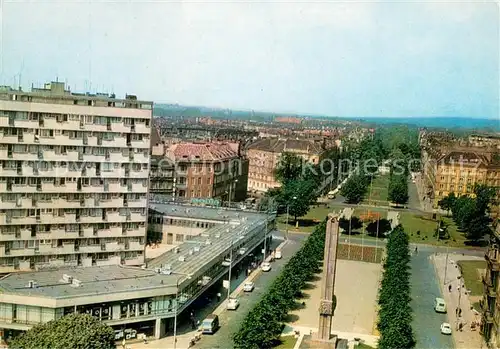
{"left": 458, "top": 308, "right": 462, "bottom": 317}
{"left": 455, "top": 307, "right": 459, "bottom": 316}
{"left": 122, "top": 338, "right": 126, "bottom": 349}
{"left": 458, "top": 322, "right": 463, "bottom": 332}
{"left": 216, "top": 292, "right": 221, "bottom": 302}
{"left": 448, "top": 284, "right": 452, "bottom": 292}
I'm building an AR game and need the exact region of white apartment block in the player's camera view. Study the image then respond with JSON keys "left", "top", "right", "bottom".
{"left": 0, "top": 82, "right": 153, "bottom": 273}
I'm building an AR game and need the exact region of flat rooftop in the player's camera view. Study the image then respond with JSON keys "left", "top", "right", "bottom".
{"left": 148, "top": 217, "right": 268, "bottom": 274}
{"left": 0, "top": 265, "right": 179, "bottom": 299}
{"left": 149, "top": 202, "right": 266, "bottom": 222}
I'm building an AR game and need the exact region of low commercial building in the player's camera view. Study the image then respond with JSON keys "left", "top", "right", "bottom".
{"left": 148, "top": 202, "right": 270, "bottom": 245}
{"left": 0, "top": 204, "right": 275, "bottom": 343}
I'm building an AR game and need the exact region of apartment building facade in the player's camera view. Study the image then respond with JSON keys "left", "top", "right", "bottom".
{"left": 422, "top": 146, "right": 500, "bottom": 218}
{"left": 246, "top": 138, "right": 325, "bottom": 193}
{"left": 0, "top": 82, "right": 152, "bottom": 273}
{"left": 481, "top": 224, "right": 500, "bottom": 347}
{"left": 165, "top": 142, "right": 248, "bottom": 204}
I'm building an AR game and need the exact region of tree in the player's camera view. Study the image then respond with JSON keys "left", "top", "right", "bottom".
{"left": 274, "top": 152, "right": 303, "bottom": 184}
{"left": 465, "top": 215, "right": 492, "bottom": 242}
{"left": 340, "top": 175, "right": 368, "bottom": 204}
{"left": 339, "top": 216, "right": 363, "bottom": 234}
{"left": 388, "top": 175, "right": 408, "bottom": 205}
{"left": 438, "top": 193, "right": 456, "bottom": 215}
{"left": 9, "top": 314, "right": 115, "bottom": 349}
{"left": 474, "top": 184, "right": 498, "bottom": 215}
{"left": 147, "top": 228, "right": 162, "bottom": 245}
{"left": 280, "top": 179, "right": 317, "bottom": 221}
{"left": 366, "top": 219, "right": 392, "bottom": 237}
{"left": 233, "top": 220, "right": 327, "bottom": 348}
{"left": 377, "top": 225, "right": 415, "bottom": 349}
{"left": 434, "top": 220, "right": 450, "bottom": 240}
{"left": 452, "top": 196, "right": 477, "bottom": 231}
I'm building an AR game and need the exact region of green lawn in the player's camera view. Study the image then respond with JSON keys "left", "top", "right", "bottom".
{"left": 357, "top": 343, "right": 377, "bottom": 349}
{"left": 401, "top": 212, "right": 467, "bottom": 247}
{"left": 363, "top": 175, "right": 390, "bottom": 205}
{"left": 457, "top": 260, "right": 487, "bottom": 296}
{"left": 276, "top": 204, "right": 345, "bottom": 233}
{"left": 273, "top": 336, "right": 297, "bottom": 349}
{"left": 276, "top": 204, "right": 388, "bottom": 233}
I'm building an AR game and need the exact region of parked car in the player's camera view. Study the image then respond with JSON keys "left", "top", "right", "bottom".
{"left": 227, "top": 297, "right": 240, "bottom": 310}
{"left": 243, "top": 282, "right": 255, "bottom": 292}
{"left": 440, "top": 322, "right": 452, "bottom": 335}
{"left": 274, "top": 249, "right": 282, "bottom": 259}
{"left": 201, "top": 314, "right": 220, "bottom": 334}
{"left": 261, "top": 262, "right": 271, "bottom": 272}
{"left": 434, "top": 297, "right": 447, "bottom": 313}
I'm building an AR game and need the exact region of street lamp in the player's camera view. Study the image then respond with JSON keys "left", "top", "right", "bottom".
{"left": 263, "top": 197, "right": 272, "bottom": 263}
{"left": 286, "top": 196, "right": 297, "bottom": 240}
{"left": 173, "top": 273, "right": 192, "bottom": 349}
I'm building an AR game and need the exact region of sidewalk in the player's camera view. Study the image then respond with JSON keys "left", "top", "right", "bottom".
{"left": 432, "top": 253, "right": 484, "bottom": 349}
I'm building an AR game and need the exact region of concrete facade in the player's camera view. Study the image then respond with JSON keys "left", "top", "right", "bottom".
{"left": 0, "top": 82, "right": 153, "bottom": 273}
{"left": 481, "top": 225, "right": 500, "bottom": 347}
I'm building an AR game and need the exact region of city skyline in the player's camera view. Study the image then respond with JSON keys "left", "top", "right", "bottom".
{"left": 1, "top": 1, "right": 499, "bottom": 119}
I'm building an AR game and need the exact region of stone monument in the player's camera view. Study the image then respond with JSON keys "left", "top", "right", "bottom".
{"left": 312, "top": 213, "right": 341, "bottom": 348}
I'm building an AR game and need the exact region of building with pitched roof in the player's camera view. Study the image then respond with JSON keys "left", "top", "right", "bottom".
{"left": 246, "top": 138, "right": 326, "bottom": 193}
{"left": 161, "top": 142, "right": 248, "bottom": 204}
{"left": 422, "top": 145, "right": 500, "bottom": 218}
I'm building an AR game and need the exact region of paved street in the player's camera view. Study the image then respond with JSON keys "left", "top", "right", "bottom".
{"left": 411, "top": 251, "right": 454, "bottom": 349}
{"left": 197, "top": 237, "right": 304, "bottom": 349}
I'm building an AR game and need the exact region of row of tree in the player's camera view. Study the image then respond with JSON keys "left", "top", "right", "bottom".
{"left": 438, "top": 184, "right": 497, "bottom": 242}
{"left": 267, "top": 148, "right": 349, "bottom": 221}
{"left": 377, "top": 225, "right": 415, "bottom": 349}
{"left": 388, "top": 172, "right": 409, "bottom": 205}
{"left": 339, "top": 216, "right": 392, "bottom": 237}
{"left": 233, "top": 220, "right": 327, "bottom": 348}
{"left": 340, "top": 138, "right": 383, "bottom": 204}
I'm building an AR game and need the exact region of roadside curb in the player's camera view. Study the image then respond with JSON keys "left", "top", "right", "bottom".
{"left": 212, "top": 239, "right": 289, "bottom": 316}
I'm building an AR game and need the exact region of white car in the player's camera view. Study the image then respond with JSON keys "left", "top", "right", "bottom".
{"left": 440, "top": 322, "right": 452, "bottom": 335}
{"left": 227, "top": 297, "right": 240, "bottom": 310}
{"left": 243, "top": 282, "right": 255, "bottom": 292}
{"left": 274, "top": 250, "right": 282, "bottom": 259}
{"left": 261, "top": 262, "right": 272, "bottom": 272}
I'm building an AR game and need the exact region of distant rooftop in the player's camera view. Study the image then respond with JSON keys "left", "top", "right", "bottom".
{"left": 247, "top": 138, "right": 323, "bottom": 154}
{"left": 166, "top": 142, "right": 239, "bottom": 162}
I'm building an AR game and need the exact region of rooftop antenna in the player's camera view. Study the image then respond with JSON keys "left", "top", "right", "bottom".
{"left": 18, "top": 59, "right": 24, "bottom": 91}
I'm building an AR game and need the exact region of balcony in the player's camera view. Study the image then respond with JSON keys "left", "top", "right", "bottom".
{"left": 482, "top": 275, "right": 497, "bottom": 298}
{"left": 486, "top": 247, "right": 500, "bottom": 271}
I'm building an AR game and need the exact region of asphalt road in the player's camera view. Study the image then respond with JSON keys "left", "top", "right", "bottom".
{"left": 411, "top": 251, "right": 454, "bottom": 349}
{"left": 197, "top": 236, "right": 304, "bottom": 349}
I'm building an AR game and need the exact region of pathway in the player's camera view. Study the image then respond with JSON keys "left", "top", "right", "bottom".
{"left": 433, "top": 253, "right": 484, "bottom": 349}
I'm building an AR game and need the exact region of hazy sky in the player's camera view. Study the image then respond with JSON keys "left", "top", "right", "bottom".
{"left": 1, "top": 1, "right": 499, "bottom": 118}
